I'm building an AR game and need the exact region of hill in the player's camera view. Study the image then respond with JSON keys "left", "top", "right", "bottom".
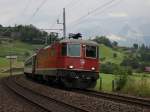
{"left": 0, "top": 40, "right": 125, "bottom": 70}
{"left": 99, "top": 44, "right": 124, "bottom": 64}
{"left": 0, "top": 40, "right": 43, "bottom": 70}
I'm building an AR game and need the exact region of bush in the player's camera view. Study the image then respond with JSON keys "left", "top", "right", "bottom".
{"left": 24, "top": 51, "right": 30, "bottom": 57}
{"left": 100, "top": 62, "right": 118, "bottom": 74}
{"left": 120, "top": 57, "right": 139, "bottom": 69}
{"left": 114, "top": 67, "right": 129, "bottom": 91}
{"left": 113, "top": 53, "right": 117, "bottom": 58}
{"left": 100, "top": 57, "right": 106, "bottom": 61}
{"left": 125, "top": 67, "right": 133, "bottom": 75}
{"left": 93, "top": 36, "right": 112, "bottom": 48}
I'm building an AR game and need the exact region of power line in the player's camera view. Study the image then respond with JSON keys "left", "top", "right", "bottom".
{"left": 6, "top": 0, "right": 31, "bottom": 25}
{"left": 64, "top": 0, "right": 79, "bottom": 8}
{"left": 14, "top": 0, "right": 32, "bottom": 24}
{"left": 28, "top": 0, "right": 47, "bottom": 22}
{"left": 68, "top": 0, "right": 119, "bottom": 27}
{"left": 22, "top": 0, "right": 31, "bottom": 14}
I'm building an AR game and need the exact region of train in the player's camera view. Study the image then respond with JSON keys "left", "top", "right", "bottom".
{"left": 24, "top": 38, "right": 100, "bottom": 89}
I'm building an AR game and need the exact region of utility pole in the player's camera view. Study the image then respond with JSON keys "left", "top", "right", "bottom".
{"left": 9, "top": 39, "right": 12, "bottom": 77}
{"left": 42, "top": 8, "right": 66, "bottom": 41}
{"left": 9, "top": 55, "right": 12, "bottom": 76}
{"left": 45, "top": 36, "right": 48, "bottom": 45}
{"left": 63, "top": 8, "right": 66, "bottom": 38}
{"left": 57, "top": 8, "right": 66, "bottom": 38}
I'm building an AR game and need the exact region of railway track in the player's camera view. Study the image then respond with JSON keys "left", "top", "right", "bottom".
{"left": 29, "top": 76, "right": 150, "bottom": 108}
{"left": 3, "top": 76, "right": 88, "bottom": 112}
{"left": 3, "top": 75, "right": 150, "bottom": 112}
{"left": 73, "top": 89, "right": 150, "bottom": 108}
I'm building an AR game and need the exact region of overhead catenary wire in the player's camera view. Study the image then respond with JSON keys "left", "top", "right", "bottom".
{"left": 21, "top": 0, "right": 31, "bottom": 14}
{"left": 64, "top": 0, "right": 79, "bottom": 8}
{"left": 66, "top": 0, "right": 123, "bottom": 41}
{"left": 68, "top": 0, "right": 119, "bottom": 27}
{"left": 6, "top": 0, "right": 31, "bottom": 26}
{"left": 28, "top": 0, "right": 47, "bottom": 23}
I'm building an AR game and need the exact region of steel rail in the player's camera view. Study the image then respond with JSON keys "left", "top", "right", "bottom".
{"left": 3, "top": 77, "right": 88, "bottom": 112}
{"left": 73, "top": 89, "right": 150, "bottom": 108}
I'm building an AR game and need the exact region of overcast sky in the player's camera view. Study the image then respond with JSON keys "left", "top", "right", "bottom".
{"left": 0, "top": 0, "right": 150, "bottom": 45}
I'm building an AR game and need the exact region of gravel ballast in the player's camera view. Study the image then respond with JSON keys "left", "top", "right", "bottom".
{"left": 0, "top": 78, "right": 48, "bottom": 112}
{"left": 16, "top": 76, "right": 149, "bottom": 112}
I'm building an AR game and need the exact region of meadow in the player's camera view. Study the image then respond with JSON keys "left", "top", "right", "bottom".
{"left": 99, "top": 44, "right": 124, "bottom": 64}
{"left": 0, "top": 40, "right": 149, "bottom": 97}
{"left": 94, "top": 73, "right": 150, "bottom": 97}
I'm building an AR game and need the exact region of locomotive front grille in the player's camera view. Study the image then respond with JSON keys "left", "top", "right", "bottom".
{"left": 59, "top": 70, "right": 99, "bottom": 80}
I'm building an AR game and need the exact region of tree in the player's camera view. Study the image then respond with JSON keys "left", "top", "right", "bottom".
{"left": 100, "top": 62, "right": 118, "bottom": 74}
{"left": 113, "top": 53, "right": 117, "bottom": 58}
{"left": 133, "top": 43, "right": 138, "bottom": 49}
{"left": 93, "top": 36, "right": 112, "bottom": 47}
{"left": 0, "top": 24, "right": 50, "bottom": 44}
{"left": 48, "top": 32, "right": 59, "bottom": 44}
{"left": 112, "top": 41, "right": 118, "bottom": 47}
{"left": 140, "top": 52, "right": 150, "bottom": 62}
{"left": 141, "top": 44, "right": 146, "bottom": 50}
{"left": 120, "top": 57, "right": 139, "bottom": 69}
{"left": 114, "top": 67, "right": 129, "bottom": 91}
{"left": 24, "top": 51, "right": 30, "bottom": 57}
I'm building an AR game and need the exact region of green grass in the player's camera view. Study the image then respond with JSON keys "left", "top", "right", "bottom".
{"left": 0, "top": 72, "right": 22, "bottom": 78}
{"left": 0, "top": 57, "right": 9, "bottom": 68}
{"left": 0, "top": 41, "right": 31, "bottom": 57}
{"left": 94, "top": 73, "right": 115, "bottom": 92}
{"left": 122, "top": 75, "right": 150, "bottom": 97}
{"left": 0, "top": 40, "right": 43, "bottom": 70}
{"left": 99, "top": 44, "right": 124, "bottom": 64}
{"left": 94, "top": 73, "right": 150, "bottom": 97}
{"left": 0, "top": 73, "right": 10, "bottom": 78}
{"left": 0, "top": 40, "right": 43, "bottom": 57}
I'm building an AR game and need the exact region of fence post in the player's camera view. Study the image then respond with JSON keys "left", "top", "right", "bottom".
{"left": 112, "top": 80, "right": 115, "bottom": 91}
{"left": 99, "top": 77, "right": 102, "bottom": 91}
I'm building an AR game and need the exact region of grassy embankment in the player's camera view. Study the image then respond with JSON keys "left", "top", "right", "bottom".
{"left": 94, "top": 73, "right": 150, "bottom": 97}
{"left": 0, "top": 41, "right": 43, "bottom": 67}
{"left": 0, "top": 41, "right": 149, "bottom": 97}
{"left": 96, "top": 45, "right": 150, "bottom": 97}
{"left": 0, "top": 40, "right": 43, "bottom": 76}
{"left": 99, "top": 44, "right": 124, "bottom": 64}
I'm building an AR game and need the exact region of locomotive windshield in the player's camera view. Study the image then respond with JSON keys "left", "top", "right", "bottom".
{"left": 68, "top": 44, "right": 80, "bottom": 57}
{"left": 61, "top": 43, "right": 80, "bottom": 57}
{"left": 86, "top": 45, "right": 97, "bottom": 58}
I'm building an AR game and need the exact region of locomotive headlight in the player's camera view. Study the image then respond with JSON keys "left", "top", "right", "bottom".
{"left": 69, "top": 65, "right": 74, "bottom": 69}
{"left": 91, "top": 67, "right": 95, "bottom": 70}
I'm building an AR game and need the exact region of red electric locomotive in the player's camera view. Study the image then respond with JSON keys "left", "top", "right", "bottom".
{"left": 24, "top": 39, "right": 99, "bottom": 88}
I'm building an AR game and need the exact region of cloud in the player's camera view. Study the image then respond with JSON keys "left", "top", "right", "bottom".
{"left": 107, "top": 34, "right": 126, "bottom": 41}
{"left": 0, "top": 0, "right": 149, "bottom": 45}
{"left": 108, "top": 12, "right": 128, "bottom": 18}
{"left": 146, "top": 0, "right": 150, "bottom": 6}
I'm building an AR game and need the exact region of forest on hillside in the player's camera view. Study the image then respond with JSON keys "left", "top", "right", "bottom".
{"left": 0, "top": 24, "right": 59, "bottom": 44}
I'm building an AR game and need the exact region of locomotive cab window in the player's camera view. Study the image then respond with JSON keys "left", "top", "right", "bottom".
{"left": 68, "top": 44, "right": 80, "bottom": 57}
{"left": 86, "top": 45, "right": 97, "bottom": 58}
{"left": 61, "top": 43, "right": 67, "bottom": 56}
